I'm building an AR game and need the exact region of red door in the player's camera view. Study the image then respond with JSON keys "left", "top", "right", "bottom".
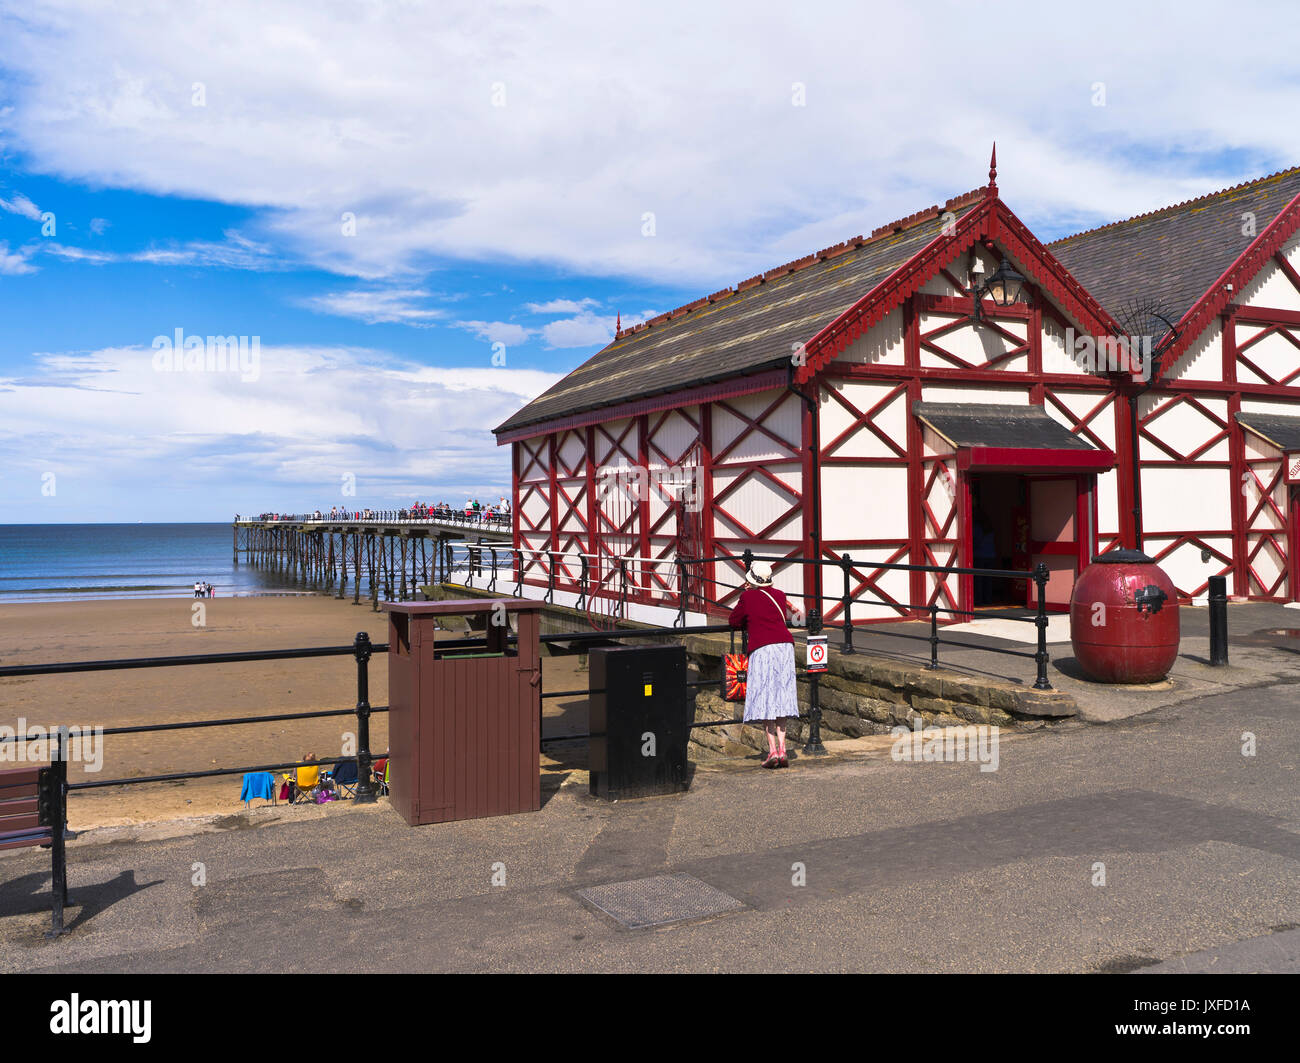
{"left": 1026, "top": 476, "right": 1082, "bottom": 610}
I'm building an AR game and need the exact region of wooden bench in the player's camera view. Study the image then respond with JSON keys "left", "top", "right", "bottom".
{"left": 0, "top": 761, "right": 69, "bottom": 936}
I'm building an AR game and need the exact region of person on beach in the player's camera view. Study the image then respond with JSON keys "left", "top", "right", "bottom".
{"left": 729, "top": 561, "right": 804, "bottom": 768}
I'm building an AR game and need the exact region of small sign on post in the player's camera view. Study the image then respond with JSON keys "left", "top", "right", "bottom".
{"left": 806, "top": 635, "right": 828, "bottom": 673}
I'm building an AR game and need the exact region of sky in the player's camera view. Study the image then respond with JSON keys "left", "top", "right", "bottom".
{"left": 1, "top": 0, "right": 1299, "bottom": 522}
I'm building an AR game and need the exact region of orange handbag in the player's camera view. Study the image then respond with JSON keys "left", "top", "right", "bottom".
{"left": 724, "top": 653, "right": 748, "bottom": 702}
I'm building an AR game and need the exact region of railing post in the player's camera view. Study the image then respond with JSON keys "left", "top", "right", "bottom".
{"left": 618, "top": 557, "right": 628, "bottom": 619}
{"left": 488, "top": 548, "right": 498, "bottom": 593}
{"left": 515, "top": 548, "right": 524, "bottom": 597}
{"left": 1208, "top": 574, "right": 1229, "bottom": 666}
{"left": 466, "top": 544, "right": 475, "bottom": 589}
{"left": 802, "top": 609, "right": 827, "bottom": 756}
{"left": 46, "top": 726, "right": 69, "bottom": 937}
{"left": 928, "top": 602, "right": 939, "bottom": 669}
{"left": 546, "top": 551, "right": 555, "bottom": 603}
{"left": 1033, "top": 563, "right": 1052, "bottom": 690}
{"left": 578, "top": 553, "right": 588, "bottom": 611}
{"left": 675, "top": 558, "right": 686, "bottom": 628}
{"left": 353, "top": 632, "right": 377, "bottom": 803}
{"left": 841, "top": 552, "right": 854, "bottom": 654}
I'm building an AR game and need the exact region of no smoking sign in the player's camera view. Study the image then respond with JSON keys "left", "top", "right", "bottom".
{"left": 806, "top": 635, "right": 828, "bottom": 672}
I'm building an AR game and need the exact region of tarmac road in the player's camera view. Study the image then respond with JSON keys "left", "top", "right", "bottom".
{"left": 2, "top": 665, "right": 1297, "bottom": 973}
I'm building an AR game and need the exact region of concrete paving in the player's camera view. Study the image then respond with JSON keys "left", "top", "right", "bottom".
{"left": 2, "top": 634, "right": 1296, "bottom": 972}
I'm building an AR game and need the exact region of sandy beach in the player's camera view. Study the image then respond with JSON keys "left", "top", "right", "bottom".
{"left": 0, "top": 595, "right": 587, "bottom": 829}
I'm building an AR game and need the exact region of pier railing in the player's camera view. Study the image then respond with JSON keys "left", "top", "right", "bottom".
{"left": 240, "top": 511, "right": 511, "bottom": 530}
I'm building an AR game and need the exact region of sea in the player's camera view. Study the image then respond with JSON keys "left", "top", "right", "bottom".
{"left": 0, "top": 523, "right": 310, "bottom": 603}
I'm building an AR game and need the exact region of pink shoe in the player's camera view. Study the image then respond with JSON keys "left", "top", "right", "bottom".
{"left": 761, "top": 751, "right": 780, "bottom": 769}
{"left": 777, "top": 748, "right": 789, "bottom": 768}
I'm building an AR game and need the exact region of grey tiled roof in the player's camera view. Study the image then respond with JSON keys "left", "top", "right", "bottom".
{"left": 1235, "top": 411, "right": 1300, "bottom": 451}
{"left": 913, "top": 402, "right": 1099, "bottom": 451}
{"left": 494, "top": 200, "right": 979, "bottom": 435}
{"left": 1050, "top": 168, "right": 1300, "bottom": 335}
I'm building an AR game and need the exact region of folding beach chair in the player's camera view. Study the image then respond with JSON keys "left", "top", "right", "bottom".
{"left": 331, "top": 759, "right": 358, "bottom": 799}
{"left": 289, "top": 763, "right": 320, "bottom": 804}
{"left": 372, "top": 757, "right": 389, "bottom": 796}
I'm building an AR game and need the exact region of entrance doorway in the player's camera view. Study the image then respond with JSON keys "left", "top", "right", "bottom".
{"left": 969, "top": 473, "right": 1093, "bottom": 612}
{"left": 969, "top": 474, "right": 1028, "bottom": 608}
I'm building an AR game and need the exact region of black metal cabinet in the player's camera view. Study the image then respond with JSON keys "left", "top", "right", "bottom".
{"left": 588, "top": 645, "right": 689, "bottom": 800}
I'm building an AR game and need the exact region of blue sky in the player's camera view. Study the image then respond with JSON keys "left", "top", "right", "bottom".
{"left": 2, "top": 0, "right": 1298, "bottom": 522}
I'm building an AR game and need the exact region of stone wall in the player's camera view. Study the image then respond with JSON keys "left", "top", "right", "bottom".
{"left": 684, "top": 634, "right": 1075, "bottom": 757}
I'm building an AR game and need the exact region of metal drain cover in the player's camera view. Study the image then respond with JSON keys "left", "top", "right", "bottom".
{"left": 578, "top": 872, "right": 745, "bottom": 929}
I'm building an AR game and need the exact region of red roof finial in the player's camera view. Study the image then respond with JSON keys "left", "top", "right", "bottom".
{"left": 988, "top": 142, "right": 998, "bottom": 196}
{"left": 616, "top": 312, "right": 621, "bottom": 336}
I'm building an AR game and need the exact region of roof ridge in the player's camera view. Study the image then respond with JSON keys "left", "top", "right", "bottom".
{"left": 614, "top": 187, "right": 984, "bottom": 339}
{"left": 1049, "top": 165, "right": 1300, "bottom": 246}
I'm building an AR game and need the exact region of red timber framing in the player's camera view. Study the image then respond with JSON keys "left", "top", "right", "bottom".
{"left": 551, "top": 427, "right": 591, "bottom": 587}
{"left": 590, "top": 417, "right": 640, "bottom": 600}
{"left": 707, "top": 388, "right": 805, "bottom": 613}
{"left": 643, "top": 405, "right": 704, "bottom": 603}
{"left": 514, "top": 435, "right": 550, "bottom": 587}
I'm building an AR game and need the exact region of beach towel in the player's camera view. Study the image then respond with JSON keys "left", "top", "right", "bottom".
{"left": 240, "top": 771, "right": 275, "bottom": 803}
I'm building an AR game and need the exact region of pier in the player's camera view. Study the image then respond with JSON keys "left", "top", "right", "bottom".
{"left": 232, "top": 512, "right": 512, "bottom": 604}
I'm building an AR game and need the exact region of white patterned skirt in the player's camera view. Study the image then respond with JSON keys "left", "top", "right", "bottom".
{"left": 742, "top": 641, "right": 799, "bottom": 722}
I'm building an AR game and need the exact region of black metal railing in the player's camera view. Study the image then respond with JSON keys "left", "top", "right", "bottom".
{"left": 0, "top": 633, "right": 388, "bottom": 802}
{"left": 435, "top": 542, "right": 1055, "bottom": 691}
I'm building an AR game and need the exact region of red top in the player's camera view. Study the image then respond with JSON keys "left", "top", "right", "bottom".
{"left": 729, "top": 587, "right": 792, "bottom": 653}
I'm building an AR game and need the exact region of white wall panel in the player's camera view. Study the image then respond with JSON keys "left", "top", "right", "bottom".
{"left": 1041, "top": 316, "right": 1091, "bottom": 376}
{"left": 1141, "top": 467, "right": 1231, "bottom": 533}
{"left": 922, "top": 384, "right": 1029, "bottom": 405}
{"left": 837, "top": 307, "right": 905, "bottom": 366}
{"left": 1162, "top": 321, "right": 1221, "bottom": 382}
{"left": 821, "top": 465, "right": 909, "bottom": 540}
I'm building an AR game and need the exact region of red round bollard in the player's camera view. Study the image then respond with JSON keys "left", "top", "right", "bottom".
{"left": 1069, "top": 549, "right": 1180, "bottom": 683}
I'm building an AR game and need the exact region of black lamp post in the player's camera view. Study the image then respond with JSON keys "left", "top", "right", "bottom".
{"left": 973, "top": 258, "right": 1028, "bottom": 322}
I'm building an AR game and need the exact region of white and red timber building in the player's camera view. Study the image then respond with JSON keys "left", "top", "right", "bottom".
{"left": 493, "top": 155, "right": 1300, "bottom": 625}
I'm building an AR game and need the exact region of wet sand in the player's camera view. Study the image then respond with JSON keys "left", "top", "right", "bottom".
{"left": 0, "top": 596, "right": 587, "bottom": 829}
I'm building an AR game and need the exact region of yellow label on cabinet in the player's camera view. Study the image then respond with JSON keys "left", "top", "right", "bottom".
{"left": 644, "top": 684, "right": 653, "bottom": 696}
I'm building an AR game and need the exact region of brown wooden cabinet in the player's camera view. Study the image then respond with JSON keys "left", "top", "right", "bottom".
{"left": 385, "top": 598, "right": 542, "bottom": 825}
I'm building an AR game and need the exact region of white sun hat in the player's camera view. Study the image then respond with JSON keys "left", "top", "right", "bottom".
{"left": 745, "top": 560, "right": 774, "bottom": 586}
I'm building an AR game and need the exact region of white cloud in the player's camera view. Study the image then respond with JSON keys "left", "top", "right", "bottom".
{"left": 88, "top": 217, "right": 110, "bottom": 235}
{"left": 299, "top": 288, "right": 444, "bottom": 325}
{"left": 453, "top": 320, "right": 533, "bottom": 346}
{"left": 525, "top": 297, "right": 600, "bottom": 314}
{"left": 540, "top": 311, "right": 614, "bottom": 349}
{"left": 42, "top": 230, "right": 277, "bottom": 270}
{"left": 0, "top": 343, "right": 559, "bottom": 516}
{"left": 0, "top": 241, "right": 38, "bottom": 274}
{"left": 0, "top": 192, "right": 42, "bottom": 221}
{"left": 2, "top": 3, "right": 1294, "bottom": 287}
